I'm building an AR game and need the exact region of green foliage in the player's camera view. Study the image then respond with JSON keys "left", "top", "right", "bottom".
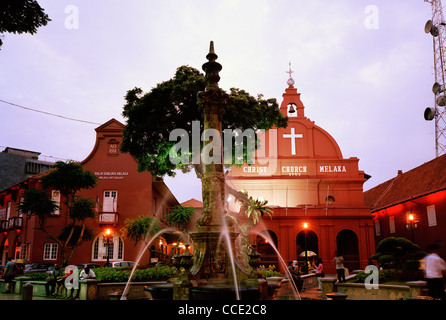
{"left": 0, "top": 0, "right": 51, "bottom": 49}
{"left": 41, "top": 161, "right": 97, "bottom": 201}
{"left": 69, "top": 198, "right": 96, "bottom": 221}
{"left": 376, "top": 237, "right": 420, "bottom": 255}
{"left": 120, "top": 65, "right": 287, "bottom": 178}
{"left": 94, "top": 266, "right": 176, "bottom": 282}
{"left": 166, "top": 205, "right": 196, "bottom": 229}
{"left": 239, "top": 191, "right": 273, "bottom": 225}
{"left": 354, "top": 269, "right": 395, "bottom": 283}
{"left": 121, "top": 216, "right": 162, "bottom": 246}
{"left": 25, "top": 272, "right": 51, "bottom": 281}
{"left": 373, "top": 237, "right": 425, "bottom": 273}
{"left": 17, "top": 188, "right": 58, "bottom": 219}
{"left": 58, "top": 225, "right": 95, "bottom": 246}
{"left": 259, "top": 269, "right": 282, "bottom": 279}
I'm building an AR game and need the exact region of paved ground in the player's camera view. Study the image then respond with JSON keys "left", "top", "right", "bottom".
{"left": 0, "top": 292, "right": 70, "bottom": 300}
{"left": 298, "top": 285, "right": 325, "bottom": 300}
{"left": 0, "top": 285, "right": 325, "bottom": 301}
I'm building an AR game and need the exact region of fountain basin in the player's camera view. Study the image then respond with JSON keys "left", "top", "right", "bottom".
{"left": 190, "top": 285, "right": 259, "bottom": 300}
{"left": 144, "top": 283, "right": 173, "bottom": 300}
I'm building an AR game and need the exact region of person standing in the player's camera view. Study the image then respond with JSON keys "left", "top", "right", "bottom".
{"left": 423, "top": 243, "right": 446, "bottom": 300}
{"left": 3, "top": 257, "right": 16, "bottom": 293}
{"left": 333, "top": 251, "right": 345, "bottom": 283}
{"left": 315, "top": 257, "right": 324, "bottom": 290}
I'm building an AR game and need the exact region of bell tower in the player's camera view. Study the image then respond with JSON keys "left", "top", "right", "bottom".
{"left": 280, "top": 63, "right": 306, "bottom": 119}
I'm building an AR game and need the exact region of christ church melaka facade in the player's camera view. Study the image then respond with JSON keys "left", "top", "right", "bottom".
{"left": 226, "top": 80, "right": 375, "bottom": 274}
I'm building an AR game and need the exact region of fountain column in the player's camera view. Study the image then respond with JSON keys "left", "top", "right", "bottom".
{"left": 189, "top": 41, "right": 239, "bottom": 284}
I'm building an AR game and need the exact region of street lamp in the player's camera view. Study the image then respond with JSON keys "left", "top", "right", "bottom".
{"left": 303, "top": 222, "right": 308, "bottom": 274}
{"left": 104, "top": 228, "right": 112, "bottom": 267}
{"left": 405, "top": 214, "right": 418, "bottom": 242}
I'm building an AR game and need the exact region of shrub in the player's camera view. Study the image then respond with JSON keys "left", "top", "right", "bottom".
{"left": 94, "top": 266, "right": 176, "bottom": 282}
{"left": 26, "top": 272, "right": 51, "bottom": 281}
{"left": 353, "top": 269, "right": 395, "bottom": 283}
{"left": 259, "top": 269, "right": 282, "bottom": 279}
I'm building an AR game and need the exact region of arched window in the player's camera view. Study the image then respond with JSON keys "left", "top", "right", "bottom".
{"left": 255, "top": 230, "right": 279, "bottom": 267}
{"left": 92, "top": 232, "right": 124, "bottom": 262}
{"left": 296, "top": 230, "right": 318, "bottom": 256}
{"left": 336, "top": 229, "right": 359, "bottom": 270}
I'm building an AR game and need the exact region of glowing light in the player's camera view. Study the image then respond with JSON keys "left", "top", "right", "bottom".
{"left": 408, "top": 214, "right": 414, "bottom": 221}
{"left": 105, "top": 228, "right": 111, "bottom": 236}
{"left": 303, "top": 222, "right": 308, "bottom": 229}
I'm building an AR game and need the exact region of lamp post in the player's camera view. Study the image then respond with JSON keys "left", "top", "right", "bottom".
{"left": 405, "top": 214, "right": 418, "bottom": 243}
{"left": 303, "top": 222, "right": 308, "bottom": 274}
{"left": 104, "top": 228, "right": 112, "bottom": 267}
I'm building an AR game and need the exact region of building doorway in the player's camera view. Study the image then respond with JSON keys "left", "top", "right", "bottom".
{"left": 296, "top": 230, "right": 318, "bottom": 272}
{"left": 255, "top": 230, "right": 279, "bottom": 268}
{"left": 296, "top": 230, "right": 318, "bottom": 256}
{"left": 336, "top": 229, "right": 359, "bottom": 271}
{"left": 92, "top": 233, "right": 124, "bottom": 264}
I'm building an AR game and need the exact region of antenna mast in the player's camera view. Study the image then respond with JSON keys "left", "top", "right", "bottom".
{"left": 424, "top": 0, "right": 446, "bottom": 157}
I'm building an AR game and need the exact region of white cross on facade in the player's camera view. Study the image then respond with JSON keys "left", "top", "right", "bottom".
{"left": 283, "top": 128, "right": 303, "bottom": 155}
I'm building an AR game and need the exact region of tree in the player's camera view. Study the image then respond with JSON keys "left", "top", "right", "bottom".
{"left": 0, "top": 0, "right": 51, "bottom": 49}
{"left": 121, "top": 55, "right": 286, "bottom": 277}
{"left": 121, "top": 216, "right": 162, "bottom": 246}
{"left": 19, "top": 161, "right": 98, "bottom": 266}
{"left": 166, "top": 205, "right": 196, "bottom": 231}
{"left": 120, "top": 65, "right": 287, "bottom": 180}
{"left": 238, "top": 191, "right": 273, "bottom": 225}
{"left": 229, "top": 191, "right": 273, "bottom": 270}
{"left": 372, "top": 237, "right": 425, "bottom": 274}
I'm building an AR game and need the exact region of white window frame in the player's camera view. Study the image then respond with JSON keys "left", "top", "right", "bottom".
{"left": 374, "top": 220, "right": 381, "bottom": 236}
{"left": 20, "top": 244, "right": 29, "bottom": 261}
{"left": 389, "top": 216, "right": 396, "bottom": 234}
{"left": 43, "top": 243, "right": 58, "bottom": 260}
{"left": 103, "top": 190, "right": 117, "bottom": 212}
{"left": 427, "top": 205, "right": 437, "bottom": 227}
{"left": 92, "top": 234, "right": 123, "bottom": 262}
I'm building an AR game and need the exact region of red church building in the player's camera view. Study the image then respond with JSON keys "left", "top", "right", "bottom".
{"left": 227, "top": 78, "right": 375, "bottom": 273}
{"left": 0, "top": 119, "right": 180, "bottom": 267}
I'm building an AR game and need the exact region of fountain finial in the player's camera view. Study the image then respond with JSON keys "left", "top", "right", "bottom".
{"left": 203, "top": 41, "right": 222, "bottom": 89}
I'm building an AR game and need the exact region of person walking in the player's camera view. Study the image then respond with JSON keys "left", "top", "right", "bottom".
{"left": 333, "top": 251, "right": 345, "bottom": 283}
{"left": 3, "top": 257, "right": 16, "bottom": 293}
{"left": 315, "top": 257, "right": 324, "bottom": 290}
{"left": 423, "top": 243, "right": 446, "bottom": 300}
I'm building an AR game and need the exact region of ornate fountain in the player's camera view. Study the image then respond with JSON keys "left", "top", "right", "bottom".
{"left": 172, "top": 42, "right": 260, "bottom": 300}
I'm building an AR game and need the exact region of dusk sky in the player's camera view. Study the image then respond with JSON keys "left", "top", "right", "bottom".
{"left": 0, "top": 0, "right": 438, "bottom": 203}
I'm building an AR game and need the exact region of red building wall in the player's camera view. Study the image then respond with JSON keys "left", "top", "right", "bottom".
{"left": 371, "top": 187, "right": 446, "bottom": 257}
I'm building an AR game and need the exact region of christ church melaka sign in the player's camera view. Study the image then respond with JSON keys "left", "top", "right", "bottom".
{"left": 239, "top": 127, "right": 348, "bottom": 176}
